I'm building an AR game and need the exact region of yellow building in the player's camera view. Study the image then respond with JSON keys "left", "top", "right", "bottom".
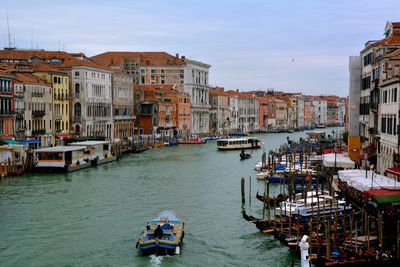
{"left": 33, "top": 66, "right": 70, "bottom": 135}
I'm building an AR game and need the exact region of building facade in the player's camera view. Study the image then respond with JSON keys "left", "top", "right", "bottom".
{"left": 0, "top": 73, "right": 14, "bottom": 137}
{"left": 112, "top": 72, "right": 134, "bottom": 142}
{"left": 70, "top": 66, "right": 113, "bottom": 139}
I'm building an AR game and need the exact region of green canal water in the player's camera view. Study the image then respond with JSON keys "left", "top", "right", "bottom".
{"left": 0, "top": 128, "right": 344, "bottom": 267}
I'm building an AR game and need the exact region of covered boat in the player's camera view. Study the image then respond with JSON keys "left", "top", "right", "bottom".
{"left": 136, "top": 210, "right": 184, "bottom": 256}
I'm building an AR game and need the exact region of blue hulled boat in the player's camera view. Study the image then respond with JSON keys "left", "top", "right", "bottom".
{"left": 136, "top": 210, "right": 184, "bottom": 256}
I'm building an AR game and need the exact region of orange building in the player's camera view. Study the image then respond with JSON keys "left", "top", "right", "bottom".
{"left": 135, "top": 85, "right": 190, "bottom": 137}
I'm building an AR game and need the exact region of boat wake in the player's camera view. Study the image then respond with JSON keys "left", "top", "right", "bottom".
{"left": 149, "top": 255, "right": 163, "bottom": 266}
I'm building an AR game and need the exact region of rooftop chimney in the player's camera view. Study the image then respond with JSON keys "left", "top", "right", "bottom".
{"left": 182, "top": 56, "right": 185, "bottom": 59}
{"left": 176, "top": 53, "right": 179, "bottom": 58}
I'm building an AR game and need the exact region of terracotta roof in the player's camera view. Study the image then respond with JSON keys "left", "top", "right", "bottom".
{"left": 59, "top": 57, "right": 112, "bottom": 71}
{"left": 392, "top": 22, "right": 400, "bottom": 27}
{"left": 14, "top": 73, "right": 49, "bottom": 85}
{"left": 0, "top": 49, "right": 72, "bottom": 61}
{"left": 91, "top": 51, "right": 186, "bottom": 67}
{"left": 376, "top": 34, "right": 400, "bottom": 46}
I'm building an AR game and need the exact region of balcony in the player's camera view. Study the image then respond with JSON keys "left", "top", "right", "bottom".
{"left": 32, "top": 110, "right": 45, "bottom": 117}
{"left": 0, "top": 110, "right": 14, "bottom": 116}
{"left": 31, "top": 92, "right": 44, "bottom": 97}
{"left": 368, "top": 127, "right": 378, "bottom": 135}
{"left": 32, "top": 129, "right": 46, "bottom": 136}
{"left": 73, "top": 116, "right": 82, "bottom": 122}
{"left": 14, "top": 108, "right": 25, "bottom": 114}
{"left": 370, "top": 102, "right": 379, "bottom": 111}
{"left": 55, "top": 114, "right": 62, "bottom": 120}
{"left": 72, "top": 92, "right": 81, "bottom": 99}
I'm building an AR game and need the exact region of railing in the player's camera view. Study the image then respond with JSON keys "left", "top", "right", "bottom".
{"left": 32, "top": 129, "right": 46, "bottom": 135}
{"left": 32, "top": 110, "right": 45, "bottom": 117}
{"left": 73, "top": 116, "right": 82, "bottom": 122}
{"left": 0, "top": 110, "right": 14, "bottom": 116}
{"left": 72, "top": 93, "right": 81, "bottom": 99}
{"left": 55, "top": 114, "right": 62, "bottom": 120}
{"left": 14, "top": 108, "right": 25, "bottom": 114}
{"left": 32, "top": 92, "right": 44, "bottom": 97}
{"left": 370, "top": 102, "right": 379, "bottom": 111}
{"left": 368, "top": 127, "right": 378, "bottom": 135}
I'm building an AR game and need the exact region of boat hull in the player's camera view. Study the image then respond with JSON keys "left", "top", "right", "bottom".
{"left": 32, "top": 163, "right": 91, "bottom": 173}
{"left": 137, "top": 239, "right": 183, "bottom": 256}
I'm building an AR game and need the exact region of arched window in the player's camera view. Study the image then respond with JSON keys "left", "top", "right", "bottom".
{"left": 75, "top": 83, "right": 80, "bottom": 94}
{"left": 74, "top": 102, "right": 81, "bottom": 117}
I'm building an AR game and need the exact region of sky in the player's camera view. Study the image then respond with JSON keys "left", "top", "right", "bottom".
{"left": 1, "top": 0, "right": 399, "bottom": 96}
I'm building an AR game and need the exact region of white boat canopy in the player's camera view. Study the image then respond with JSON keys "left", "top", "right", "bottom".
{"left": 338, "top": 169, "right": 400, "bottom": 191}
{"left": 322, "top": 153, "right": 355, "bottom": 169}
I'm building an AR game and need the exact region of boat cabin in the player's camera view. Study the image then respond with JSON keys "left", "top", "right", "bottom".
{"left": 217, "top": 137, "right": 261, "bottom": 150}
{"left": 69, "top": 141, "right": 113, "bottom": 161}
{"left": 306, "top": 131, "right": 326, "bottom": 142}
{"left": 35, "top": 146, "right": 88, "bottom": 171}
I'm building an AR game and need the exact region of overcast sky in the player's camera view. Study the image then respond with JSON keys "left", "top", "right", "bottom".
{"left": 1, "top": 0, "right": 399, "bottom": 96}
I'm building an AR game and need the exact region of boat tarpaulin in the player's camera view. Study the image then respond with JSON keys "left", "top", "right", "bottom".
{"left": 322, "top": 153, "right": 355, "bottom": 169}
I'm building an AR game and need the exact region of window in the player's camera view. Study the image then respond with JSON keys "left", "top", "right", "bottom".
{"left": 362, "top": 76, "right": 371, "bottom": 90}
{"left": 363, "top": 53, "right": 372, "bottom": 66}
{"left": 74, "top": 103, "right": 81, "bottom": 117}
{"left": 74, "top": 71, "right": 80, "bottom": 77}
{"left": 75, "top": 83, "right": 80, "bottom": 94}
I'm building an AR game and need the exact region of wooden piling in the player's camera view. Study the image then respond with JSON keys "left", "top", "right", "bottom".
{"left": 241, "top": 177, "right": 245, "bottom": 205}
{"left": 249, "top": 176, "right": 251, "bottom": 204}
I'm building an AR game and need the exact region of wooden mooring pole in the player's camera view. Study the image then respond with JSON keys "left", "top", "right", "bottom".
{"left": 249, "top": 176, "right": 251, "bottom": 204}
{"left": 241, "top": 177, "right": 245, "bottom": 204}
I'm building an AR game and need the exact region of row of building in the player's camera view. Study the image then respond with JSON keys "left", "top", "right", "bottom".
{"left": 348, "top": 21, "right": 400, "bottom": 175}
{"left": 208, "top": 88, "right": 346, "bottom": 134}
{"left": 0, "top": 48, "right": 346, "bottom": 146}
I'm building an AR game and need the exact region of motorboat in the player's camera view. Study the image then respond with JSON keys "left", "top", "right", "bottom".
{"left": 136, "top": 210, "right": 184, "bottom": 256}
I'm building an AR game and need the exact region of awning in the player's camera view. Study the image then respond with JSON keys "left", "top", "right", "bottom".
{"left": 1, "top": 139, "right": 21, "bottom": 145}
{"left": 19, "top": 139, "right": 40, "bottom": 144}
{"left": 385, "top": 166, "right": 400, "bottom": 177}
{"left": 322, "top": 153, "right": 355, "bottom": 169}
{"left": 55, "top": 133, "right": 74, "bottom": 139}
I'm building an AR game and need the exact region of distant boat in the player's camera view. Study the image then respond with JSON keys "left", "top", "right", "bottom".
{"left": 136, "top": 210, "right": 184, "bottom": 256}
{"left": 179, "top": 138, "right": 204, "bottom": 144}
{"left": 217, "top": 137, "right": 261, "bottom": 150}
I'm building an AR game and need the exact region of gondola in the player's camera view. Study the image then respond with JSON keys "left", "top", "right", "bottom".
{"left": 240, "top": 152, "right": 251, "bottom": 160}
{"left": 255, "top": 192, "right": 288, "bottom": 205}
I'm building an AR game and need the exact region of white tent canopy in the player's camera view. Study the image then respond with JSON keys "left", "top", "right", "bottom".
{"left": 322, "top": 153, "right": 355, "bottom": 169}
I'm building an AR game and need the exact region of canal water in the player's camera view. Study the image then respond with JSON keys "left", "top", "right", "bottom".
{"left": 0, "top": 128, "right": 344, "bottom": 267}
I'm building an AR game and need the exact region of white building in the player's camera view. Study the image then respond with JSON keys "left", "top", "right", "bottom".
{"left": 312, "top": 99, "right": 327, "bottom": 127}
{"left": 183, "top": 59, "right": 211, "bottom": 135}
{"left": 69, "top": 64, "right": 113, "bottom": 139}
{"left": 377, "top": 49, "right": 400, "bottom": 174}
{"left": 238, "top": 95, "right": 259, "bottom": 133}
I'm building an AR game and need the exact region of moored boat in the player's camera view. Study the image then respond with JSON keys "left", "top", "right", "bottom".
{"left": 33, "top": 146, "right": 91, "bottom": 173}
{"left": 179, "top": 138, "right": 204, "bottom": 144}
{"left": 136, "top": 210, "right": 184, "bottom": 256}
{"left": 69, "top": 140, "right": 116, "bottom": 166}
